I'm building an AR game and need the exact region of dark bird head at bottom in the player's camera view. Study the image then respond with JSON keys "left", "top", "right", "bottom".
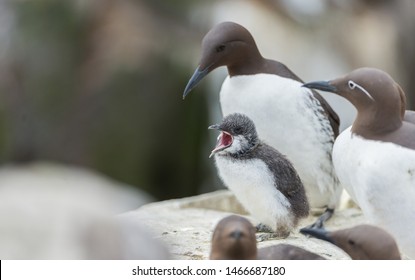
{"left": 300, "top": 224, "right": 401, "bottom": 260}
{"left": 210, "top": 215, "right": 257, "bottom": 260}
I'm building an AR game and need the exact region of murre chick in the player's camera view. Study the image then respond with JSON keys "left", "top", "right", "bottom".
{"left": 184, "top": 21, "right": 342, "bottom": 228}
{"left": 301, "top": 224, "right": 401, "bottom": 260}
{"left": 209, "top": 113, "right": 309, "bottom": 237}
{"left": 303, "top": 67, "right": 415, "bottom": 259}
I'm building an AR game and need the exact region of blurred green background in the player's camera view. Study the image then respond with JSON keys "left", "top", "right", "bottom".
{"left": 0, "top": 0, "right": 414, "bottom": 201}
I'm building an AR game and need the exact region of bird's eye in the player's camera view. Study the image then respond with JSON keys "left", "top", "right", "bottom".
{"left": 348, "top": 239, "right": 355, "bottom": 246}
{"left": 234, "top": 127, "right": 242, "bottom": 134}
{"left": 216, "top": 45, "right": 226, "bottom": 53}
{"left": 347, "top": 80, "right": 374, "bottom": 100}
{"left": 348, "top": 80, "right": 356, "bottom": 90}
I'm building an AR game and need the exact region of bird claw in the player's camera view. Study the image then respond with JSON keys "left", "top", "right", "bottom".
{"left": 256, "top": 232, "right": 288, "bottom": 242}
{"left": 255, "top": 223, "right": 291, "bottom": 242}
{"left": 303, "top": 208, "right": 334, "bottom": 230}
{"left": 256, "top": 233, "right": 271, "bottom": 242}
{"left": 304, "top": 220, "right": 324, "bottom": 230}
{"left": 255, "top": 223, "right": 274, "bottom": 233}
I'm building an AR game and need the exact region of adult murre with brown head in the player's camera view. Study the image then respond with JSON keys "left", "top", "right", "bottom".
{"left": 183, "top": 21, "right": 342, "bottom": 229}
{"left": 303, "top": 67, "right": 415, "bottom": 259}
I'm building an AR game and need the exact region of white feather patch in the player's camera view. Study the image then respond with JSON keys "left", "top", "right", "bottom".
{"left": 214, "top": 155, "right": 293, "bottom": 231}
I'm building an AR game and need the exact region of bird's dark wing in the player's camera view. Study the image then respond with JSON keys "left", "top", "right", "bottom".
{"left": 254, "top": 143, "right": 310, "bottom": 218}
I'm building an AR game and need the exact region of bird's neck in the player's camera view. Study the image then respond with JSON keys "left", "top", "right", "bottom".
{"left": 227, "top": 139, "right": 260, "bottom": 159}
{"left": 227, "top": 53, "right": 266, "bottom": 77}
{"left": 352, "top": 110, "right": 402, "bottom": 137}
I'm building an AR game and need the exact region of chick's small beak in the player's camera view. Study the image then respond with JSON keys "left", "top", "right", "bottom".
{"left": 208, "top": 124, "right": 220, "bottom": 130}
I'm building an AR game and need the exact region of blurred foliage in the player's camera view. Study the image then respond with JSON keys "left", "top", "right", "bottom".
{"left": 88, "top": 57, "right": 210, "bottom": 200}
{"left": 0, "top": 0, "right": 214, "bottom": 200}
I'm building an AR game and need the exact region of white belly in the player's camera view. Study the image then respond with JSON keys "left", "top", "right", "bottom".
{"left": 220, "top": 74, "right": 340, "bottom": 208}
{"left": 214, "top": 155, "right": 293, "bottom": 231}
{"left": 333, "top": 128, "right": 415, "bottom": 258}
{"left": 332, "top": 128, "right": 357, "bottom": 202}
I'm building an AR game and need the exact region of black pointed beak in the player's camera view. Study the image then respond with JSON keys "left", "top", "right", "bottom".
{"left": 302, "top": 81, "right": 338, "bottom": 93}
{"left": 183, "top": 66, "right": 211, "bottom": 99}
{"left": 300, "top": 227, "right": 335, "bottom": 244}
{"left": 208, "top": 124, "right": 220, "bottom": 130}
{"left": 230, "top": 230, "right": 243, "bottom": 240}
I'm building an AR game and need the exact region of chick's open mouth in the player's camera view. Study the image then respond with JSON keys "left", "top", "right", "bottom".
{"left": 210, "top": 131, "right": 233, "bottom": 157}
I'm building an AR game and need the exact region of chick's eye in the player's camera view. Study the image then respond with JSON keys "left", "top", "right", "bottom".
{"left": 234, "top": 127, "right": 242, "bottom": 134}
{"left": 348, "top": 239, "right": 355, "bottom": 246}
{"left": 348, "top": 80, "right": 356, "bottom": 90}
{"left": 216, "top": 44, "right": 226, "bottom": 52}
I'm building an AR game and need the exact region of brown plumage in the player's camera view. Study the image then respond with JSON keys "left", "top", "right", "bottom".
{"left": 257, "top": 244, "right": 325, "bottom": 260}
{"left": 301, "top": 224, "right": 401, "bottom": 260}
{"left": 210, "top": 215, "right": 257, "bottom": 260}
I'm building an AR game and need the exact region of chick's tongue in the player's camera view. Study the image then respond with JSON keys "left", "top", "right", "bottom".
{"left": 209, "top": 132, "right": 233, "bottom": 158}
{"left": 215, "top": 132, "right": 232, "bottom": 149}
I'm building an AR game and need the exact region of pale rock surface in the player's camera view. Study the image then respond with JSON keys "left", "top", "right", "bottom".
{"left": 125, "top": 190, "right": 366, "bottom": 260}
{"left": 0, "top": 161, "right": 373, "bottom": 260}
{"left": 0, "top": 162, "right": 170, "bottom": 259}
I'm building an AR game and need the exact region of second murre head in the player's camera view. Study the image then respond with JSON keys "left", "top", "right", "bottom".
{"left": 208, "top": 113, "right": 259, "bottom": 158}
{"left": 210, "top": 215, "right": 257, "bottom": 260}
{"left": 300, "top": 224, "right": 401, "bottom": 260}
{"left": 302, "top": 67, "right": 406, "bottom": 130}
{"left": 302, "top": 68, "right": 404, "bottom": 112}
{"left": 302, "top": 67, "right": 415, "bottom": 149}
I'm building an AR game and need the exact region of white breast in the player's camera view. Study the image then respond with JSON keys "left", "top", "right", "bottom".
{"left": 214, "top": 155, "right": 293, "bottom": 231}
{"left": 333, "top": 127, "right": 415, "bottom": 258}
{"left": 220, "top": 74, "right": 341, "bottom": 209}
{"left": 332, "top": 128, "right": 357, "bottom": 201}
